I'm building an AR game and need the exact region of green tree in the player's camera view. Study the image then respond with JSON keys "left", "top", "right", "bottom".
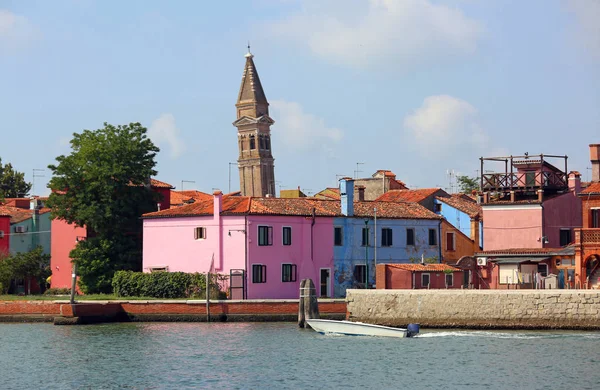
{"left": 456, "top": 175, "right": 479, "bottom": 193}
{"left": 47, "top": 122, "right": 160, "bottom": 293}
{"left": 0, "top": 247, "right": 50, "bottom": 294}
{"left": 0, "top": 158, "right": 32, "bottom": 199}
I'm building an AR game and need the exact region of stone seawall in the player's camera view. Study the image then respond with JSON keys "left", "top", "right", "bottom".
{"left": 347, "top": 290, "right": 600, "bottom": 329}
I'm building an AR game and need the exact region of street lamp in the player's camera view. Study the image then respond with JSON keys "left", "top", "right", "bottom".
{"left": 364, "top": 219, "right": 369, "bottom": 289}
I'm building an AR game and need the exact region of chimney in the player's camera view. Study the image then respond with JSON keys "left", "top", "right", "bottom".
{"left": 568, "top": 171, "right": 582, "bottom": 194}
{"left": 339, "top": 177, "right": 354, "bottom": 216}
{"left": 537, "top": 189, "right": 543, "bottom": 203}
{"left": 357, "top": 186, "right": 366, "bottom": 202}
{"left": 590, "top": 144, "right": 600, "bottom": 182}
{"left": 213, "top": 190, "right": 223, "bottom": 219}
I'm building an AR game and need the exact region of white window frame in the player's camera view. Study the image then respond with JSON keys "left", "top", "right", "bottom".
{"left": 257, "top": 225, "right": 273, "bottom": 246}
{"left": 252, "top": 264, "right": 267, "bottom": 283}
{"left": 445, "top": 273, "right": 453, "bottom": 288}
{"left": 194, "top": 227, "right": 206, "bottom": 240}
{"left": 421, "top": 273, "right": 430, "bottom": 288}
{"left": 334, "top": 226, "right": 343, "bottom": 246}
{"left": 282, "top": 226, "right": 292, "bottom": 246}
{"left": 281, "top": 263, "right": 296, "bottom": 282}
{"left": 320, "top": 267, "right": 331, "bottom": 298}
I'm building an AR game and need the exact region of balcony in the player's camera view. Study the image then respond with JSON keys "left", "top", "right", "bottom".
{"left": 575, "top": 229, "right": 600, "bottom": 245}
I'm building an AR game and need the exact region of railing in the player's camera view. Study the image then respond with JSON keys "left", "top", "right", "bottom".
{"left": 482, "top": 171, "right": 567, "bottom": 191}
{"left": 575, "top": 229, "right": 600, "bottom": 245}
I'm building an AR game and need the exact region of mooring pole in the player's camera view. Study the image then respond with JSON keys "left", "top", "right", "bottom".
{"left": 206, "top": 271, "right": 211, "bottom": 323}
{"left": 69, "top": 263, "right": 77, "bottom": 304}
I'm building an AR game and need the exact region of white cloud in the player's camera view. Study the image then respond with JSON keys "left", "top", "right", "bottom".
{"left": 266, "top": 0, "right": 483, "bottom": 69}
{"left": 566, "top": 0, "right": 600, "bottom": 60}
{"left": 0, "top": 9, "right": 39, "bottom": 51}
{"left": 404, "top": 95, "right": 489, "bottom": 157}
{"left": 270, "top": 100, "right": 343, "bottom": 149}
{"left": 148, "top": 113, "right": 186, "bottom": 159}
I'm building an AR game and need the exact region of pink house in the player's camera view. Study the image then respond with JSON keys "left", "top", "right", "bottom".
{"left": 480, "top": 154, "right": 582, "bottom": 250}
{"left": 142, "top": 192, "right": 338, "bottom": 299}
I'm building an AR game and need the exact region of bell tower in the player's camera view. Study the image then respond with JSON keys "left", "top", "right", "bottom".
{"left": 233, "top": 49, "right": 276, "bottom": 197}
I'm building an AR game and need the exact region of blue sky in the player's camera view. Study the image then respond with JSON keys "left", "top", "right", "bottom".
{"left": 1, "top": 0, "right": 599, "bottom": 196}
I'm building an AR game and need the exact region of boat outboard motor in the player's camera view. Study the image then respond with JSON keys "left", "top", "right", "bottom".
{"left": 406, "top": 323, "right": 420, "bottom": 338}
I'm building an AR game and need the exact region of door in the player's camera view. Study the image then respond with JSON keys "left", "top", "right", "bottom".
{"left": 557, "top": 269, "right": 565, "bottom": 289}
{"left": 320, "top": 268, "right": 331, "bottom": 298}
{"left": 229, "top": 269, "right": 245, "bottom": 299}
{"left": 463, "top": 271, "right": 470, "bottom": 289}
{"left": 525, "top": 171, "right": 536, "bottom": 187}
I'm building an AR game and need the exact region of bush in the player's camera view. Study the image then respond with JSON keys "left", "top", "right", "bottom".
{"left": 112, "top": 271, "right": 226, "bottom": 299}
{"left": 44, "top": 287, "right": 72, "bottom": 295}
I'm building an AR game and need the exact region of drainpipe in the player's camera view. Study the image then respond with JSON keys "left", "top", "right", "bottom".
{"left": 311, "top": 208, "right": 316, "bottom": 261}
{"left": 438, "top": 220, "right": 442, "bottom": 263}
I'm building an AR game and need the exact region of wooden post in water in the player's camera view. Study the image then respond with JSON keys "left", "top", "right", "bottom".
{"left": 206, "top": 271, "right": 211, "bottom": 323}
{"left": 298, "top": 278, "right": 319, "bottom": 328}
{"left": 69, "top": 263, "right": 77, "bottom": 304}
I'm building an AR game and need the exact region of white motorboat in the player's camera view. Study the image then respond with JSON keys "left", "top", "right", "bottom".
{"left": 306, "top": 319, "right": 420, "bottom": 338}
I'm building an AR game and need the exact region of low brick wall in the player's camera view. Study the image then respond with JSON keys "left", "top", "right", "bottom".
{"left": 347, "top": 289, "right": 600, "bottom": 329}
{"left": 0, "top": 299, "right": 346, "bottom": 324}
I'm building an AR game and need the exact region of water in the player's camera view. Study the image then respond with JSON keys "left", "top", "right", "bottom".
{"left": 1, "top": 323, "right": 599, "bottom": 389}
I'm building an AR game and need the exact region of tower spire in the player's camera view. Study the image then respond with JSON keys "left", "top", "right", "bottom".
{"left": 233, "top": 49, "right": 276, "bottom": 198}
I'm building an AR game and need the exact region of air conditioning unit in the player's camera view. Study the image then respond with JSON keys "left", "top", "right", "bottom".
{"left": 15, "top": 226, "right": 26, "bottom": 233}
{"left": 477, "top": 257, "right": 487, "bottom": 266}
{"left": 0, "top": 231, "right": 4, "bottom": 238}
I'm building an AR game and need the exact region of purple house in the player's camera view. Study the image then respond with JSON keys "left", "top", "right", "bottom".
{"left": 142, "top": 191, "right": 338, "bottom": 299}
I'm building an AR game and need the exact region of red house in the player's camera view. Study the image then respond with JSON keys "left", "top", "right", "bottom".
{"left": 0, "top": 213, "right": 10, "bottom": 255}
{"left": 376, "top": 263, "right": 463, "bottom": 289}
{"left": 50, "top": 178, "right": 174, "bottom": 289}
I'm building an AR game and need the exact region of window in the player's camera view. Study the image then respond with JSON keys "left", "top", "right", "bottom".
{"left": 421, "top": 273, "right": 430, "bottom": 288}
{"left": 537, "top": 263, "right": 548, "bottom": 277}
{"left": 525, "top": 171, "right": 536, "bottom": 187}
{"left": 334, "top": 227, "right": 343, "bottom": 246}
{"left": 592, "top": 209, "right": 600, "bottom": 228}
{"left": 258, "top": 226, "right": 273, "bottom": 246}
{"left": 149, "top": 266, "right": 168, "bottom": 273}
{"left": 282, "top": 264, "right": 296, "bottom": 282}
{"left": 428, "top": 229, "right": 437, "bottom": 245}
{"left": 406, "top": 228, "right": 415, "bottom": 246}
{"left": 361, "top": 227, "right": 369, "bottom": 246}
{"left": 434, "top": 203, "right": 442, "bottom": 212}
{"left": 559, "top": 229, "right": 572, "bottom": 246}
{"left": 282, "top": 227, "right": 292, "bottom": 246}
{"left": 446, "top": 232, "right": 455, "bottom": 251}
{"left": 266, "top": 137, "right": 271, "bottom": 150}
{"left": 194, "top": 227, "right": 206, "bottom": 240}
{"left": 250, "top": 135, "right": 256, "bottom": 150}
{"left": 252, "top": 264, "right": 266, "bottom": 283}
{"left": 259, "top": 136, "right": 265, "bottom": 150}
{"left": 381, "top": 228, "right": 393, "bottom": 247}
{"left": 354, "top": 264, "right": 366, "bottom": 284}
{"left": 445, "top": 273, "right": 453, "bottom": 287}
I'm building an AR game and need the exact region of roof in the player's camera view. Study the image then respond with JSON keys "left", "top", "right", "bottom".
{"left": 143, "top": 196, "right": 442, "bottom": 220}
{"left": 580, "top": 182, "right": 600, "bottom": 196}
{"left": 143, "top": 195, "right": 252, "bottom": 218}
{"left": 279, "top": 188, "right": 307, "bottom": 198}
{"left": 314, "top": 188, "right": 340, "bottom": 201}
{"left": 385, "top": 263, "right": 461, "bottom": 272}
{"left": 376, "top": 188, "right": 447, "bottom": 203}
{"left": 436, "top": 195, "right": 482, "bottom": 219}
{"left": 150, "top": 179, "right": 174, "bottom": 189}
{"left": 476, "top": 246, "right": 575, "bottom": 256}
{"left": 170, "top": 190, "right": 212, "bottom": 206}
{"left": 354, "top": 201, "right": 442, "bottom": 220}
{"left": 492, "top": 257, "right": 550, "bottom": 264}
{"left": 0, "top": 205, "right": 51, "bottom": 224}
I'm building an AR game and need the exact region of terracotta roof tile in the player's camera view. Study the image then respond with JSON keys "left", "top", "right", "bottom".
{"left": 150, "top": 178, "right": 174, "bottom": 189}
{"left": 376, "top": 188, "right": 447, "bottom": 203}
{"left": 249, "top": 198, "right": 339, "bottom": 216}
{"left": 354, "top": 201, "right": 442, "bottom": 220}
{"left": 0, "top": 206, "right": 49, "bottom": 224}
{"left": 170, "top": 190, "right": 212, "bottom": 207}
{"left": 314, "top": 188, "right": 341, "bottom": 201}
{"left": 580, "top": 182, "right": 600, "bottom": 195}
{"left": 476, "top": 246, "right": 575, "bottom": 256}
{"left": 144, "top": 195, "right": 251, "bottom": 218}
{"left": 436, "top": 196, "right": 482, "bottom": 219}
{"left": 386, "top": 263, "right": 460, "bottom": 272}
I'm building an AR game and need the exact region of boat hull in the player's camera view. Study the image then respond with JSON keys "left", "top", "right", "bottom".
{"left": 306, "top": 319, "right": 410, "bottom": 338}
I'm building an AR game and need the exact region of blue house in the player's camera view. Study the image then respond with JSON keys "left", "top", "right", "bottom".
{"left": 333, "top": 179, "right": 443, "bottom": 297}
{"left": 434, "top": 195, "right": 483, "bottom": 247}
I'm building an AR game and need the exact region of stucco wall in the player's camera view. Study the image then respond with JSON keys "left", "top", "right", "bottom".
{"left": 10, "top": 213, "right": 51, "bottom": 255}
{"left": 482, "top": 205, "right": 543, "bottom": 250}
{"left": 50, "top": 219, "right": 86, "bottom": 289}
{"left": 543, "top": 192, "right": 582, "bottom": 247}
{"left": 333, "top": 218, "right": 440, "bottom": 297}
{"left": 347, "top": 289, "right": 600, "bottom": 329}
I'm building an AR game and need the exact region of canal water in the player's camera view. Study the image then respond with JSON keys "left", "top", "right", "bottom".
{"left": 1, "top": 322, "right": 599, "bottom": 389}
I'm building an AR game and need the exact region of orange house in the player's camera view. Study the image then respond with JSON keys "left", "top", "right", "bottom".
{"left": 376, "top": 263, "right": 464, "bottom": 289}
